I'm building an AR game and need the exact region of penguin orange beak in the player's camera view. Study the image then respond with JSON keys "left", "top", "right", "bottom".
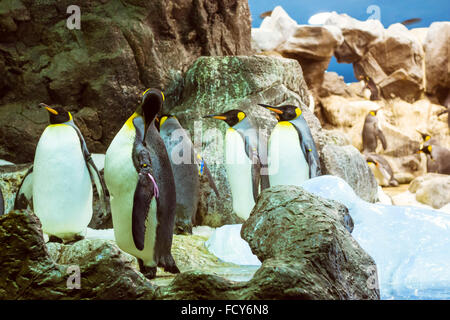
{"left": 203, "top": 114, "right": 227, "bottom": 121}
{"left": 40, "top": 103, "right": 58, "bottom": 115}
{"left": 258, "top": 104, "right": 283, "bottom": 114}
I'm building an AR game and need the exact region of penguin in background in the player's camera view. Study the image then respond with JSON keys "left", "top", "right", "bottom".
{"left": 365, "top": 153, "right": 399, "bottom": 187}
{"left": 418, "top": 144, "right": 450, "bottom": 175}
{"left": 104, "top": 88, "right": 180, "bottom": 279}
{"left": 259, "top": 104, "right": 321, "bottom": 187}
{"left": 157, "top": 114, "right": 219, "bottom": 234}
{"left": 203, "top": 109, "right": 270, "bottom": 220}
{"left": 363, "top": 76, "right": 380, "bottom": 101}
{"left": 362, "top": 109, "right": 387, "bottom": 153}
{"left": 33, "top": 104, "right": 107, "bottom": 242}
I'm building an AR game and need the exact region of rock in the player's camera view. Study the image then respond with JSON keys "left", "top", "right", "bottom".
{"left": 168, "top": 55, "right": 311, "bottom": 226}
{"left": 251, "top": 6, "right": 298, "bottom": 52}
{"left": 0, "top": 163, "right": 32, "bottom": 214}
{"left": 424, "top": 22, "right": 450, "bottom": 99}
{"left": 240, "top": 185, "right": 378, "bottom": 300}
{"left": 320, "top": 144, "right": 378, "bottom": 203}
{"left": 0, "top": 0, "right": 252, "bottom": 163}
{"left": 409, "top": 173, "right": 450, "bottom": 209}
{"left": 275, "top": 25, "right": 343, "bottom": 96}
{"left": 0, "top": 210, "right": 156, "bottom": 299}
{"left": 324, "top": 12, "right": 384, "bottom": 63}
{"left": 319, "top": 71, "right": 352, "bottom": 97}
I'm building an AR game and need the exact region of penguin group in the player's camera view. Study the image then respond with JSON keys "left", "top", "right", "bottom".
{"left": 7, "top": 86, "right": 322, "bottom": 280}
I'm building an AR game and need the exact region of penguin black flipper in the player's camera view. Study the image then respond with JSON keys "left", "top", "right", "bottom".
{"left": 376, "top": 126, "right": 388, "bottom": 150}
{"left": 145, "top": 123, "right": 180, "bottom": 274}
{"left": 131, "top": 151, "right": 156, "bottom": 251}
{"left": 67, "top": 122, "right": 108, "bottom": 217}
{"left": 0, "top": 185, "right": 4, "bottom": 216}
{"left": 14, "top": 165, "right": 34, "bottom": 210}
{"left": 291, "top": 117, "right": 322, "bottom": 178}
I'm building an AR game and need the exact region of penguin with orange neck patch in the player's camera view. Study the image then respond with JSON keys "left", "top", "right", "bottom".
{"left": 259, "top": 104, "right": 321, "bottom": 187}
{"left": 362, "top": 109, "right": 387, "bottom": 153}
{"left": 104, "top": 88, "right": 179, "bottom": 279}
{"left": 32, "top": 104, "right": 107, "bottom": 242}
{"left": 418, "top": 144, "right": 450, "bottom": 175}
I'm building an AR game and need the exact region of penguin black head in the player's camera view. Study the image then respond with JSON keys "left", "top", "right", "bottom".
{"left": 417, "top": 131, "right": 431, "bottom": 142}
{"left": 258, "top": 104, "right": 302, "bottom": 122}
{"left": 418, "top": 145, "right": 433, "bottom": 156}
{"left": 40, "top": 103, "right": 71, "bottom": 124}
{"left": 202, "top": 109, "right": 246, "bottom": 127}
{"left": 138, "top": 88, "right": 165, "bottom": 136}
{"left": 366, "top": 156, "right": 380, "bottom": 168}
{"left": 369, "top": 109, "right": 379, "bottom": 117}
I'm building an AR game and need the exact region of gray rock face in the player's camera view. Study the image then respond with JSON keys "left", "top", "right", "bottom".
{"left": 320, "top": 144, "right": 378, "bottom": 203}
{"left": 0, "top": 210, "right": 155, "bottom": 299}
{"left": 168, "top": 55, "right": 311, "bottom": 226}
{"left": 241, "top": 185, "right": 379, "bottom": 300}
{"left": 0, "top": 163, "right": 32, "bottom": 214}
{"left": 0, "top": 0, "right": 252, "bottom": 163}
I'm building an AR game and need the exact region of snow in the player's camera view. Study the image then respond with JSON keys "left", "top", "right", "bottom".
{"left": 301, "top": 175, "right": 450, "bottom": 300}
{"left": 205, "top": 224, "right": 261, "bottom": 266}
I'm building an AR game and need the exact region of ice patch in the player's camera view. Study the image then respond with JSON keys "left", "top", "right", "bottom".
{"left": 301, "top": 175, "right": 450, "bottom": 300}
{"left": 205, "top": 224, "right": 261, "bottom": 266}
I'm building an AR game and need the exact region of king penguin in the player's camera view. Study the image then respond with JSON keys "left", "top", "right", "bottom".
{"left": 203, "top": 109, "right": 270, "bottom": 220}
{"left": 418, "top": 144, "right": 450, "bottom": 175}
{"left": 362, "top": 109, "right": 387, "bottom": 153}
{"left": 365, "top": 153, "right": 399, "bottom": 187}
{"left": 104, "top": 88, "right": 180, "bottom": 279}
{"left": 157, "top": 114, "right": 219, "bottom": 234}
{"left": 33, "top": 104, "right": 107, "bottom": 242}
{"left": 259, "top": 104, "right": 321, "bottom": 187}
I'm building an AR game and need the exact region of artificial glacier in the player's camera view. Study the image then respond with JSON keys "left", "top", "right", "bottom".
{"left": 301, "top": 175, "right": 450, "bottom": 300}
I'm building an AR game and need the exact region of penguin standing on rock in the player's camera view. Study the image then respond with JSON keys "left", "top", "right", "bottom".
{"left": 104, "top": 88, "right": 180, "bottom": 279}
{"left": 362, "top": 109, "right": 387, "bottom": 153}
{"left": 203, "top": 109, "right": 270, "bottom": 220}
{"left": 157, "top": 114, "right": 219, "bottom": 234}
{"left": 33, "top": 104, "right": 107, "bottom": 242}
{"left": 259, "top": 104, "right": 321, "bottom": 187}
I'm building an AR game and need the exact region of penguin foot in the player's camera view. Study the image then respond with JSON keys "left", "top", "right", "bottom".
{"left": 64, "top": 234, "right": 85, "bottom": 245}
{"left": 389, "top": 179, "right": 399, "bottom": 187}
{"left": 158, "top": 254, "right": 180, "bottom": 274}
{"left": 138, "top": 259, "right": 157, "bottom": 280}
{"left": 48, "top": 235, "right": 63, "bottom": 243}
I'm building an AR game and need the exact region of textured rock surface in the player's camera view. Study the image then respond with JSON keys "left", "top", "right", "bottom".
{"left": 0, "top": 0, "right": 252, "bottom": 163}
{"left": 0, "top": 210, "right": 156, "bottom": 299}
{"left": 240, "top": 185, "right": 379, "bottom": 300}
{"left": 424, "top": 22, "right": 450, "bottom": 99}
{"left": 320, "top": 144, "right": 378, "bottom": 203}
{"left": 168, "top": 55, "right": 311, "bottom": 225}
{"left": 0, "top": 163, "right": 31, "bottom": 214}
{"left": 409, "top": 173, "right": 450, "bottom": 209}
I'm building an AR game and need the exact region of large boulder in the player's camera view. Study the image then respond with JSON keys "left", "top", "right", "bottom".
{"left": 0, "top": 163, "right": 31, "bottom": 214}
{"left": 0, "top": 210, "right": 156, "bottom": 299}
{"left": 240, "top": 185, "right": 379, "bottom": 300}
{"left": 424, "top": 22, "right": 450, "bottom": 101}
{"left": 0, "top": 0, "right": 252, "bottom": 163}
{"left": 409, "top": 173, "right": 450, "bottom": 209}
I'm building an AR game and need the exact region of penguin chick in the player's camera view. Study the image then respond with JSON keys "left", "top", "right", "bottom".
{"left": 362, "top": 109, "right": 387, "bottom": 153}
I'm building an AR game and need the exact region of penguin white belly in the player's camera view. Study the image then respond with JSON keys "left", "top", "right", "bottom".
{"left": 104, "top": 123, "right": 158, "bottom": 267}
{"left": 268, "top": 122, "right": 309, "bottom": 187}
{"left": 368, "top": 163, "right": 390, "bottom": 187}
{"left": 225, "top": 128, "right": 254, "bottom": 220}
{"left": 32, "top": 125, "right": 92, "bottom": 239}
